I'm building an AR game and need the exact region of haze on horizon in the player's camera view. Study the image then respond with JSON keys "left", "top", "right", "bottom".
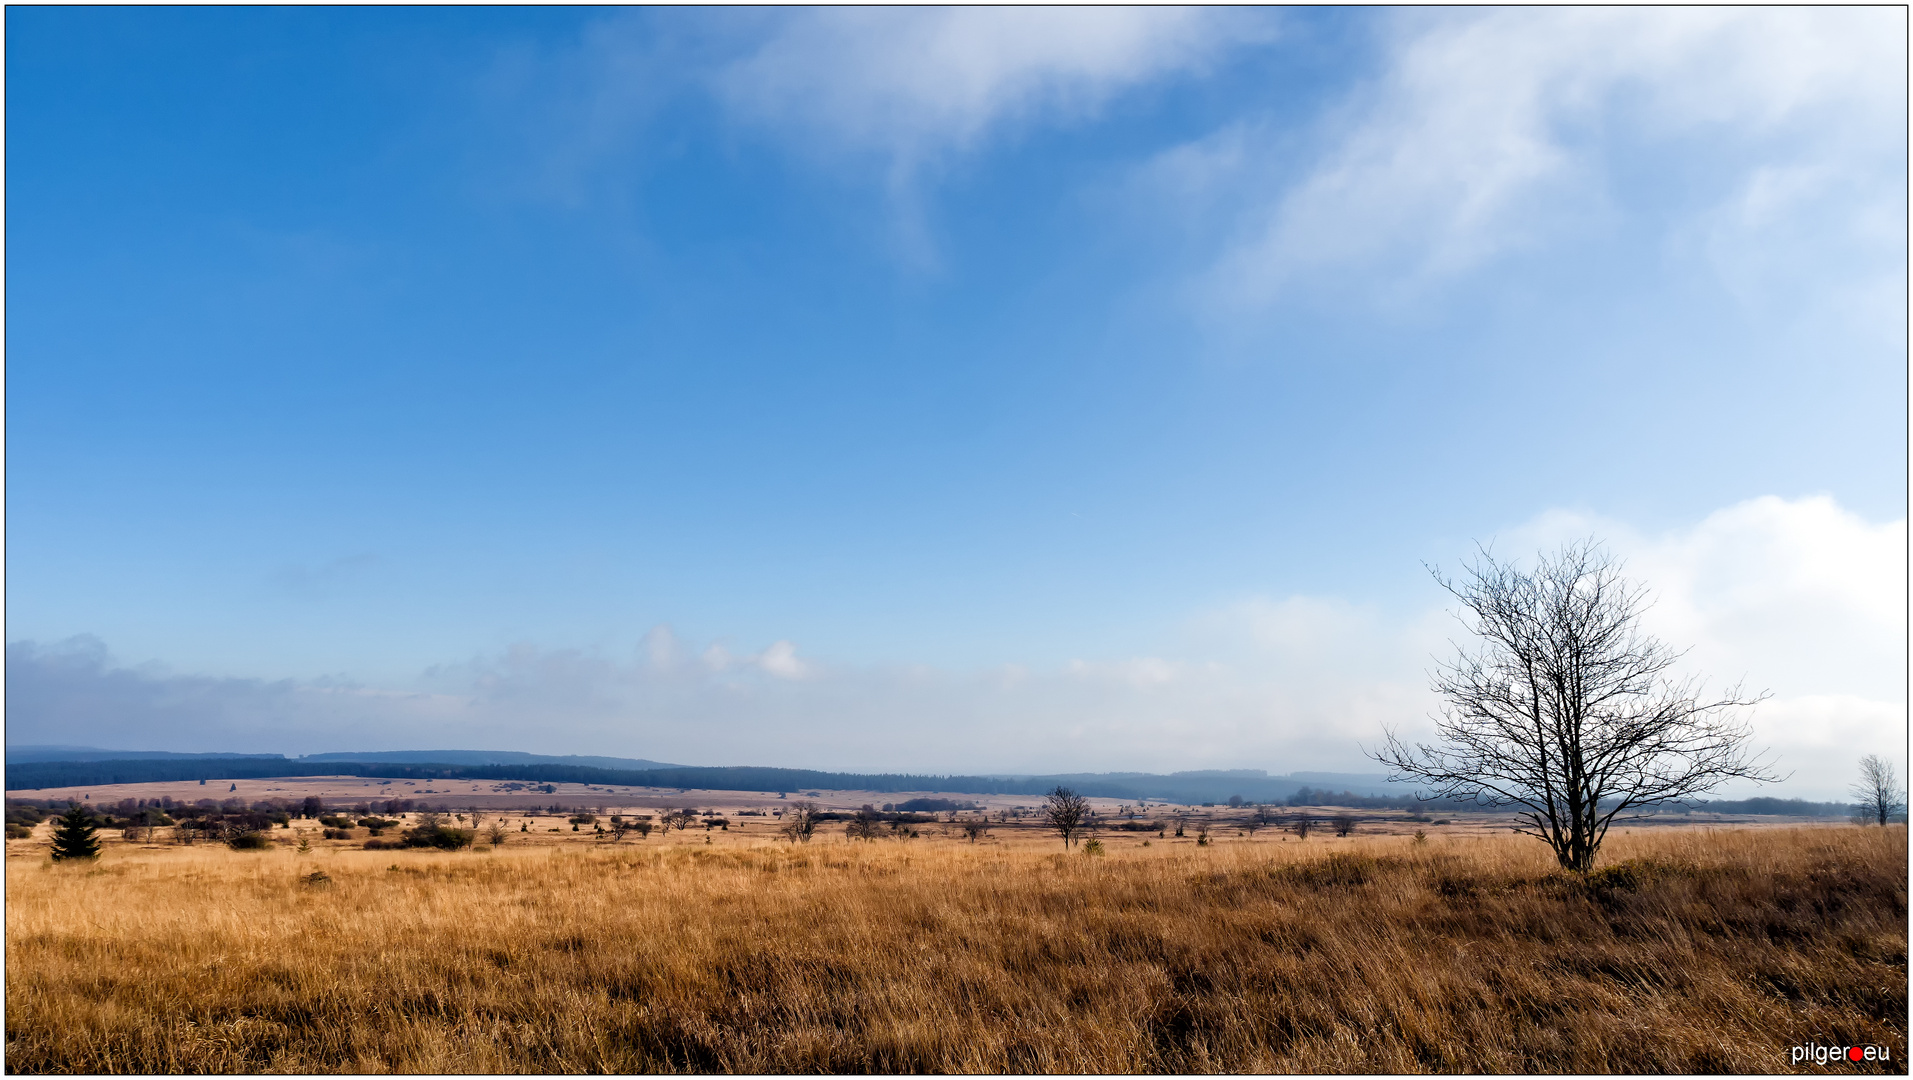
{"left": 6, "top": 7, "right": 1905, "bottom": 801}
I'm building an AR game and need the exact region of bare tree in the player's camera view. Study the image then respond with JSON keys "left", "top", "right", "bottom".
{"left": 846, "top": 809, "right": 883, "bottom": 841}
{"left": 662, "top": 808, "right": 698, "bottom": 833}
{"left": 1290, "top": 814, "right": 1313, "bottom": 840}
{"left": 1043, "top": 786, "right": 1091, "bottom": 848}
{"left": 1332, "top": 813, "right": 1356, "bottom": 837}
{"left": 960, "top": 817, "right": 989, "bottom": 843}
{"left": 780, "top": 801, "right": 821, "bottom": 844}
{"left": 1242, "top": 809, "right": 1264, "bottom": 838}
{"left": 1373, "top": 540, "right": 1777, "bottom": 873}
{"left": 1851, "top": 754, "right": 1907, "bottom": 826}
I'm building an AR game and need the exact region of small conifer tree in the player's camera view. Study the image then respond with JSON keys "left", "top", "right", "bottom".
{"left": 50, "top": 804, "right": 102, "bottom": 861}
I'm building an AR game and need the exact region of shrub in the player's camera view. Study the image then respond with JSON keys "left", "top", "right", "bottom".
{"left": 403, "top": 824, "right": 475, "bottom": 850}
{"left": 318, "top": 816, "right": 355, "bottom": 829}
{"left": 322, "top": 829, "right": 353, "bottom": 840}
{"left": 846, "top": 811, "right": 883, "bottom": 841}
{"left": 226, "top": 831, "right": 272, "bottom": 851}
{"left": 1081, "top": 839, "right": 1105, "bottom": 857}
{"left": 6, "top": 823, "right": 33, "bottom": 839}
{"left": 363, "top": 838, "right": 396, "bottom": 851}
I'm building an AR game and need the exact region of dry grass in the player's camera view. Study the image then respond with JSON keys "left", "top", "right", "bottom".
{"left": 6, "top": 826, "right": 1904, "bottom": 1073}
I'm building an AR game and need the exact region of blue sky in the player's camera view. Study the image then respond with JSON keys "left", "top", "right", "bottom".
{"left": 6, "top": 8, "right": 1905, "bottom": 797}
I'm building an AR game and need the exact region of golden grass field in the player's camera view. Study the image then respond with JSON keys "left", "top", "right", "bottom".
{"left": 5, "top": 817, "right": 1905, "bottom": 1074}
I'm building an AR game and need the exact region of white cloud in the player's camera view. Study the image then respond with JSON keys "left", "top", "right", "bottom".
{"left": 1485, "top": 494, "right": 1907, "bottom": 797}
{"left": 10, "top": 496, "right": 1897, "bottom": 799}
{"left": 716, "top": 8, "right": 1266, "bottom": 172}
{"left": 757, "top": 640, "right": 810, "bottom": 680}
{"left": 1171, "top": 7, "right": 1904, "bottom": 310}
{"left": 711, "top": 7, "right": 1269, "bottom": 265}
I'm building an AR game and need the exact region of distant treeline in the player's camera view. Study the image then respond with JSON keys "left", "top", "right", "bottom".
{"left": 8, "top": 758, "right": 1850, "bottom": 816}
{"left": 1283, "top": 787, "right": 1480, "bottom": 811}
{"left": 8, "top": 758, "right": 1296, "bottom": 803}
{"left": 1669, "top": 797, "right": 1851, "bottom": 817}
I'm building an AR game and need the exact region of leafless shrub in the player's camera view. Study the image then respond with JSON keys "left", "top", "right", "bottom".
{"left": 846, "top": 810, "right": 883, "bottom": 841}
{"left": 1043, "top": 787, "right": 1091, "bottom": 849}
{"left": 779, "top": 802, "right": 821, "bottom": 844}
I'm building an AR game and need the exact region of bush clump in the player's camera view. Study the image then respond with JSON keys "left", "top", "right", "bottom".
{"left": 403, "top": 824, "right": 475, "bottom": 850}
{"left": 322, "top": 828, "right": 354, "bottom": 840}
{"left": 226, "top": 831, "right": 272, "bottom": 851}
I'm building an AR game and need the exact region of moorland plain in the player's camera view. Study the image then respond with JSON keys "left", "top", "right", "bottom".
{"left": 4, "top": 813, "right": 1903, "bottom": 1073}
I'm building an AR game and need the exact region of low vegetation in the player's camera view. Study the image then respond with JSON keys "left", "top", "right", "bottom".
{"left": 4, "top": 825, "right": 1902, "bottom": 1072}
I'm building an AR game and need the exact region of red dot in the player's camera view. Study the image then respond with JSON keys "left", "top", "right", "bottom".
{"left": 1848, "top": 1047, "right": 1864, "bottom": 1062}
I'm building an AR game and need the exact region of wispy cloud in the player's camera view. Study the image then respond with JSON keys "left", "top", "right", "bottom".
{"left": 488, "top": 8, "right": 1271, "bottom": 261}
{"left": 714, "top": 8, "right": 1265, "bottom": 168}
{"left": 1154, "top": 8, "right": 1904, "bottom": 313}
{"left": 710, "top": 7, "right": 1270, "bottom": 264}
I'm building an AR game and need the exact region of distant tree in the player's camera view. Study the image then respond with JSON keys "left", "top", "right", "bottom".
{"left": 780, "top": 801, "right": 821, "bottom": 843}
{"left": 961, "top": 817, "right": 990, "bottom": 843}
{"left": 663, "top": 808, "right": 698, "bottom": 833}
{"left": 1374, "top": 540, "right": 1776, "bottom": 873}
{"left": 50, "top": 804, "right": 102, "bottom": 861}
{"left": 1227, "top": 794, "right": 1245, "bottom": 808}
{"left": 846, "top": 809, "right": 883, "bottom": 841}
{"left": 1246, "top": 806, "right": 1279, "bottom": 838}
{"left": 1332, "top": 813, "right": 1357, "bottom": 837}
{"left": 300, "top": 796, "right": 324, "bottom": 819}
{"left": 1291, "top": 814, "right": 1313, "bottom": 840}
{"left": 633, "top": 819, "right": 653, "bottom": 839}
{"left": 1043, "top": 787, "right": 1091, "bottom": 849}
{"left": 1851, "top": 754, "right": 1907, "bottom": 826}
